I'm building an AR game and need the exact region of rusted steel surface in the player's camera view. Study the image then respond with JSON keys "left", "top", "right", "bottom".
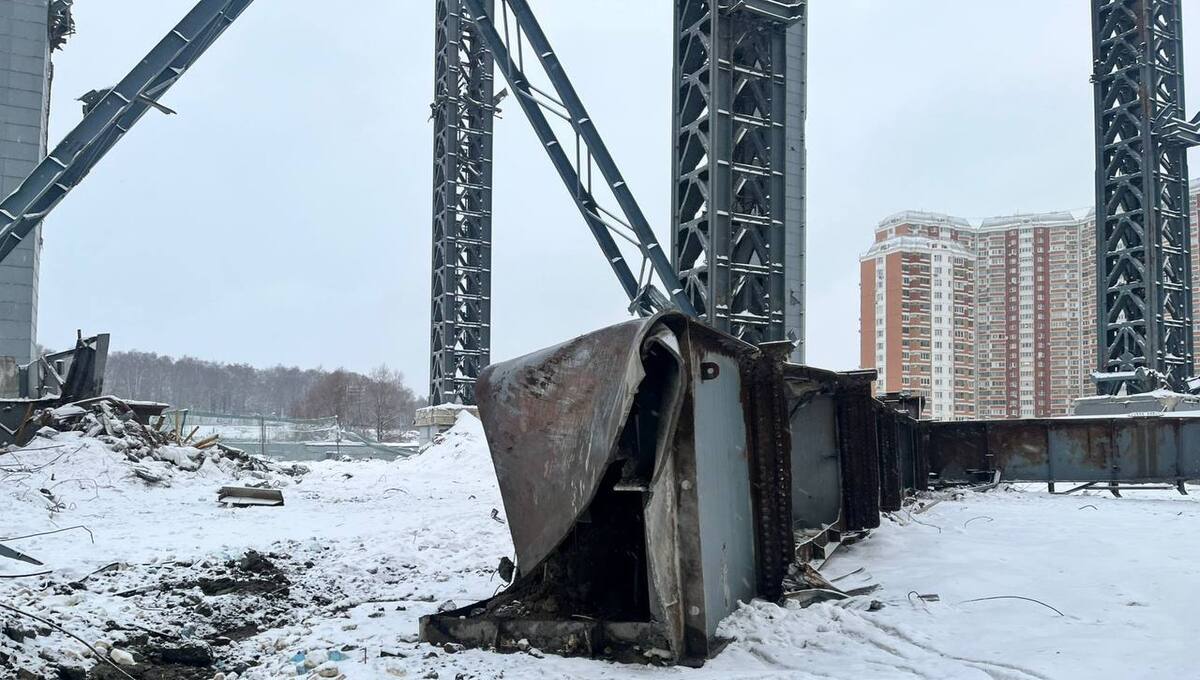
{"left": 875, "top": 404, "right": 903, "bottom": 512}
{"left": 474, "top": 315, "right": 659, "bottom": 573}
{"left": 837, "top": 382, "right": 881, "bottom": 531}
{"left": 427, "top": 313, "right": 936, "bottom": 666}
{"left": 740, "top": 340, "right": 793, "bottom": 600}
{"left": 433, "top": 312, "right": 801, "bottom": 665}
{"left": 922, "top": 416, "right": 1200, "bottom": 485}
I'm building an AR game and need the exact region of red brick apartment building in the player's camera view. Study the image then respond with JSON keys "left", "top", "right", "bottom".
{"left": 861, "top": 181, "right": 1200, "bottom": 419}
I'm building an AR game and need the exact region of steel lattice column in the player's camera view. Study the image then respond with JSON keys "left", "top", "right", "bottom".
{"left": 672, "top": 0, "right": 806, "bottom": 356}
{"left": 1093, "top": 0, "right": 1198, "bottom": 393}
{"left": 430, "top": 0, "right": 495, "bottom": 405}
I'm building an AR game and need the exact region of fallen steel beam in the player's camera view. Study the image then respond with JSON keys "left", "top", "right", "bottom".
{"left": 920, "top": 415, "right": 1200, "bottom": 488}
{"left": 0, "top": 333, "right": 111, "bottom": 447}
{"left": 421, "top": 314, "right": 912, "bottom": 665}
{"left": 422, "top": 312, "right": 798, "bottom": 664}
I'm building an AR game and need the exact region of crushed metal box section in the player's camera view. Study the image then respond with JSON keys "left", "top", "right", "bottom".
{"left": 420, "top": 312, "right": 888, "bottom": 665}
{"left": 0, "top": 333, "right": 111, "bottom": 445}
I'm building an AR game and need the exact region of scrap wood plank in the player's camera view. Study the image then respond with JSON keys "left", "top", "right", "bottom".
{"left": 193, "top": 434, "right": 220, "bottom": 450}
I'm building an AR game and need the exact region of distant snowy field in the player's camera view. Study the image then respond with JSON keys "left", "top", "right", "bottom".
{"left": 2, "top": 413, "right": 1197, "bottom": 679}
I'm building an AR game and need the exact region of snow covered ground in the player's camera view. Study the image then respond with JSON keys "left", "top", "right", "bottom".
{"left": 2, "top": 412, "right": 1197, "bottom": 679}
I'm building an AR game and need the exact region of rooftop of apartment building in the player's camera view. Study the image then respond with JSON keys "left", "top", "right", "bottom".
{"left": 861, "top": 234, "right": 975, "bottom": 260}
{"left": 864, "top": 178, "right": 1200, "bottom": 256}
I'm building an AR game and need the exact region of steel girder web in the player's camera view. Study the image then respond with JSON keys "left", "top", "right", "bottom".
{"left": 673, "top": 0, "right": 806, "bottom": 351}
{"left": 429, "top": 0, "right": 496, "bottom": 406}
{"left": 460, "top": 0, "right": 697, "bottom": 320}
{"left": 1092, "top": 0, "right": 1199, "bottom": 394}
{"left": 0, "top": 0, "right": 254, "bottom": 266}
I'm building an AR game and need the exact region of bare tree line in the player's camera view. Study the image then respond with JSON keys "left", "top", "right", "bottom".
{"left": 103, "top": 351, "right": 422, "bottom": 440}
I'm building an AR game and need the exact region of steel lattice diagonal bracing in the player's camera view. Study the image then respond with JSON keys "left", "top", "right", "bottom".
{"left": 1092, "top": 0, "right": 1199, "bottom": 394}
{"left": 429, "top": 0, "right": 496, "bottom": 406}
{"left": 0, "top": 0, "right": 255, "bottom": 267}
{"left": 460, "top": 0, "right": 698, "bottom": 320}
{"left": 673, "top": 0, "right": 807, "bottom": 358}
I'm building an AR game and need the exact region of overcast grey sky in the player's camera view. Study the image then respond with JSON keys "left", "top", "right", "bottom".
{"left": 38, "top": 1, "right": 1200, "bottom": 393}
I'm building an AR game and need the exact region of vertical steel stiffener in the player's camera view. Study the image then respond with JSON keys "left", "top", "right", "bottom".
{"left": 1092, "top": 0, "right": 1200, "bottom": 393}
{"left": 673, "top": 0, "right": 806, "bottom": 357}
{"left": 429, "top": 0, "right": 495, "bottom": 406}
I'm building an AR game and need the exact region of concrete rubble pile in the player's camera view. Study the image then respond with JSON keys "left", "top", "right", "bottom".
{"left": 24, "top": 396, "right": 308, "bottom": 482}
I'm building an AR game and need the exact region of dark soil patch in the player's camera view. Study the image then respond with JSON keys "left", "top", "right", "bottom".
{"left": 195, "top": 551, "right": 289, "bottom": 597}
{"left": 89, "top": 663, "right": 213, "bottom": 680}
{"left": 86, "top": 640, "right": 215, "bottom": 679}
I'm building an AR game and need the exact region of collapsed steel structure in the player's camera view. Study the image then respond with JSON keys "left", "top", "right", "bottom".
{"left": 421, "top": 314, "right": 1200, "bottom": 665}
{"left": 0, "top": 333, "right": 111, "bottom": 445}
{"left": 0, "top": 0, "right": 1195, "bottom": 669}
{"left": 421, "top": 313, "right": 880, "bottom": 663}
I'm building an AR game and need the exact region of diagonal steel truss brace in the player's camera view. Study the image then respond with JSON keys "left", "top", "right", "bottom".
{"left": 0, "top": 0, "right": 255, "bottom": 266}
{"left": 460, "top": 0, "right": 696, "bottom": 318}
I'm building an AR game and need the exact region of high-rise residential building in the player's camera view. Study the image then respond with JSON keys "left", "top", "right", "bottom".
{"left": 861, "top": 181, "right": 1200, "bottom": 419}
{"left": 859, "top": 212, "right": 976, "bottom": 420}
{"left": 973, "top": 211, "right": 1094, "bottom": 418}
{"left": 0, "top": 1, "right": 72, "bottom": 362}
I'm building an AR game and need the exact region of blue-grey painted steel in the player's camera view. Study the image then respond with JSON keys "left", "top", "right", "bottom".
{"left": 691, "top": 349, "right": 755, "bottom": 638}
{"left": 0, "top": 0, "right": 254, "bottom": 268}
{"left": 1092, "top": 0, "right": 1198, "bottom": 393}
{"left": 460, "top": 0, "right": 695, "bottom": 318}
{"left": 788, "top": 393, "right": 840, "bottom": 528}
{"left": 0, "top": 0, "right": 61, "bottom": 363}
{"left": 783, "top": 17, "right": 806, "bottom": 362}
{"left": 429, "top": 0, "right": 495, "bottom": 406}
{"left": 673, "top": 0, "right": 806, "bottom": 348}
